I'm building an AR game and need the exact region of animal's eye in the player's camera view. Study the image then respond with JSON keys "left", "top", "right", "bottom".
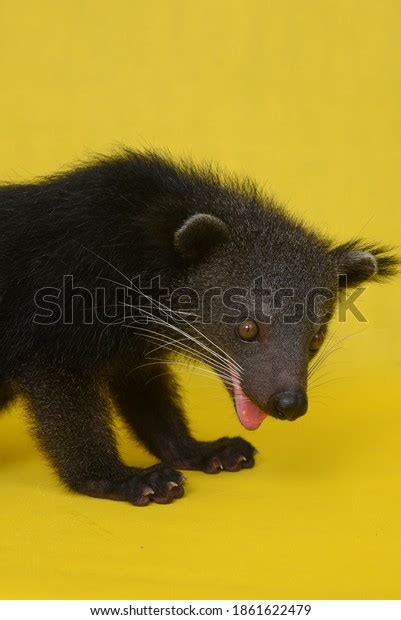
{"left": 237, "top": 319, "right": 259, "bottom": 342}
{"left": 310, "top": 329, "right": 325, "bottom": 352}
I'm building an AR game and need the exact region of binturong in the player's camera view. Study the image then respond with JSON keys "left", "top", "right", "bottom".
{"left": 0, "top": 150, "right": 398, "bottom": 506}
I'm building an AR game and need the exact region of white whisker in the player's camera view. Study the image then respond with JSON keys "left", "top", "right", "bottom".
{"left": 96, "top": 271, "right": 243, "bottom": 374}
{"left": 122, "top": 301, "right": 239, "bottom": 378}
{"left": 126, "top": 321, "right": 237, "bottom": 377}
{"left": 133, "top": 359, "right": 236, "bottom": 387}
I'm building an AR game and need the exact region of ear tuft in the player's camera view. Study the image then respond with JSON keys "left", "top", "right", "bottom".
{"left": 174, "top": 213, "right": 229, "bottom": 262}
{"left": 332, "top": 240, "right": 400, "bottom": 288}
{"left": 339, "top": 250, "right": 378, "bottom": 285}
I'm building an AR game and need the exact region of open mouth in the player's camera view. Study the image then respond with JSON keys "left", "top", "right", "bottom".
{"left": 229, "top": 368, "right": 268, "bottom": 431}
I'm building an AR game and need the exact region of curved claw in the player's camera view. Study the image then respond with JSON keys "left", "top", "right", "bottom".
{"left": 142, "top": 485, "right": 155, "bottom": 496}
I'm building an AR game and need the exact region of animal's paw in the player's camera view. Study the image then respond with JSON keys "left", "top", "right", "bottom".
{"left": 174, "top": 437, "right": 257, "bottom": 474}
{"left": 80, "top": 463, "right": 185, "bottom": 506}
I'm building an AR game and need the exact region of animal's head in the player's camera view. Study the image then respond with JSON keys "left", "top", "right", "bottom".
{"left": 172, "top": 192, "right": 399, "bottom": 430}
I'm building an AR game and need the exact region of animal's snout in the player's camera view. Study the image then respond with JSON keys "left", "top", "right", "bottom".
{"left": 268, "top": 390, "right": 308, "bottom": 421}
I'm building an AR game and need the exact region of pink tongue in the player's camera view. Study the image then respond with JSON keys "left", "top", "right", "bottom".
{"left": 231, "top": 371, "right": 267, "bottom": 431}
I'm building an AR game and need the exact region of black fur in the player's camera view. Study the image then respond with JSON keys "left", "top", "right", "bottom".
{"left": 0, "top": 149, "right": 398, "bottom": 505}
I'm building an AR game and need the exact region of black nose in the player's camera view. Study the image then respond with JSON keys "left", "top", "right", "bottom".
{"left": 268, "top": 391, "right": 308, "bottom": 421}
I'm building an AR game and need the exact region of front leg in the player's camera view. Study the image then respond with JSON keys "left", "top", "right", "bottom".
{"left": 18, "top": 366, "right": 184, "bottom": 505}
{"left": 110, "top": 365, "right": 257, "bottom": 473}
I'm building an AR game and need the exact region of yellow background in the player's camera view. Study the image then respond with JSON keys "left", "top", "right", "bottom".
{"left": 0, "top": 0, "right": 400, "bottom": 600}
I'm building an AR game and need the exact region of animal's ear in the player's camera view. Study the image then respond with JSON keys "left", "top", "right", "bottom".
{"left": 174, "top": 213, "right": 229, "bottom": 262}
{"left": 332, "top": 241, "right": 399, "bottom": 288}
